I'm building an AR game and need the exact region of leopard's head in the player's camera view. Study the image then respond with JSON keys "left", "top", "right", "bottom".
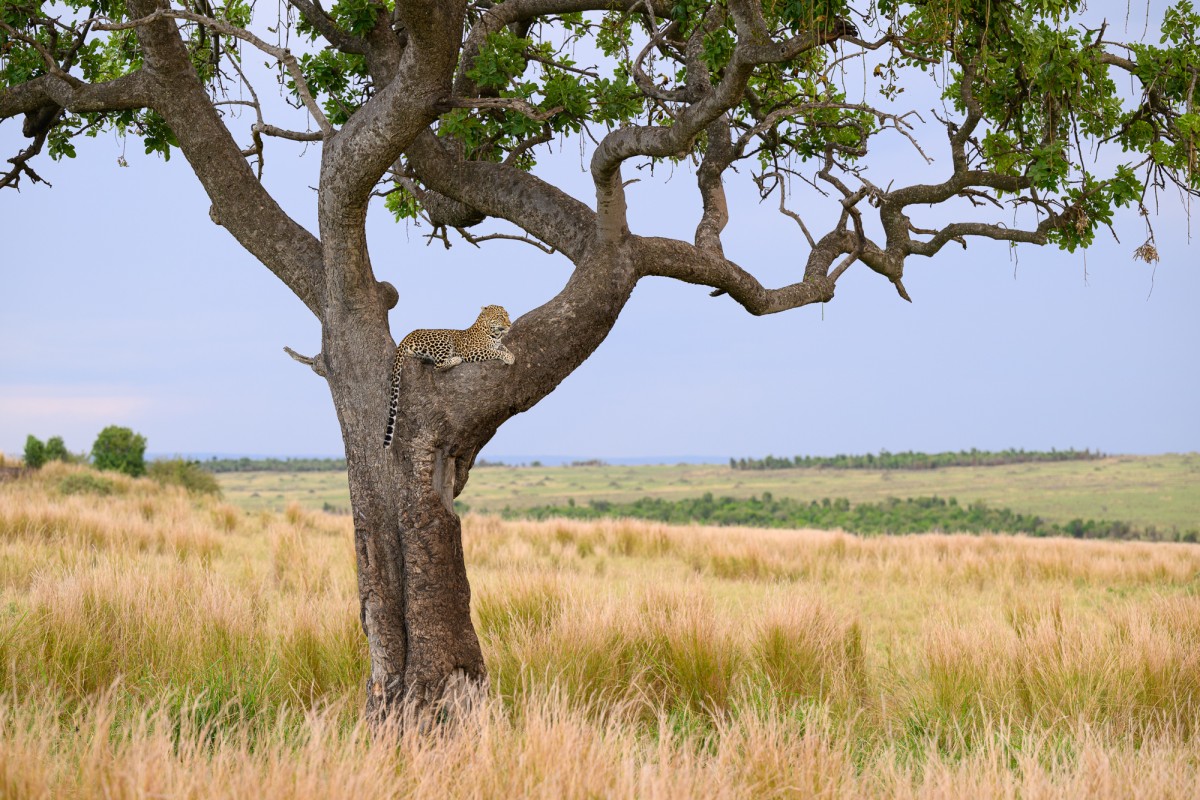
{"left": 477, "top": 304, "right": 512, "bottom": 337}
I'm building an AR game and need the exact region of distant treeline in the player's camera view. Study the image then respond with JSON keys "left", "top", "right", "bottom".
{"left": 729, "top": 448, "right": 1105, "bottom": 471}
{"left": 505, "top": 493, "right": 1197, "bottom": 542}
{"left": 201, "top": 457, "right": 346, "bottom": 473}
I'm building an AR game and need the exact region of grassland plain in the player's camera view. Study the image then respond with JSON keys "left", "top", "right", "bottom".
{"left": 218, "top": 453, "right": 1200, "bottom": 530}
{"left": 2, "top": 463, "right": 1199, "bottom": 797}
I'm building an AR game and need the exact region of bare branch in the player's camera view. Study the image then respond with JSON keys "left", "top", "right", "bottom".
{"left": 638, "top": 234, "right": 842, "bottom": 315}
{"left": 694, "top": 116, "right": 734, "bottom": 252}
{"left": 285, "top": 0, "right": 368, "bottom": 55}
{"left": 762, "top": 173, "right": 817, "bottom": 248}
{"left": 524, "top": 49, "right": 598, "bottom": 78}
{"left": 503, "top": 124, "right": 553, "bottom": 166}
{"left": 907, "top": 220, "right": 1051, "bottom": 257}
{"left": 0, "top": 108, "right": 59, "bottom": 190}
{"left": 455, "top": 229, "right": 556, "bottom": 254}
{"left": 631, "top": 18, "right": 691, "bottom": 103}
{"left": 284, "top": 346, "right": 329, "bottom": 377}
{"left": 255, "top": 123, "right": 324, "bottom": 142}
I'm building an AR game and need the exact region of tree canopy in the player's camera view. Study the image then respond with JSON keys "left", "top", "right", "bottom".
{"left": 3, "top": 0, "right": 1197, "bottom": 297}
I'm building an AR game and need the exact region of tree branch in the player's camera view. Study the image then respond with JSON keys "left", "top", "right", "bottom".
{"left": 440, "top": 96, "right": 563, "bottom": 122}
{"left": 254, "top": 123, "right": 324, "bottom": 142}
{"left": 590, "top": 6, "right": 841, "bottom": 243}
{"left": 635, "top": 232, "right": 850, "bottom": 315}
{"left": 454, "top": 0, "right": 673, "bottom": 97}
{"left": 96, "top": 9, "right": 333, "bottom": 135}
{"left": 455, "top": 229, "right": 556, "bottom": 254}
{"left": 317, "top": 0, "right": 466, "bottom": 213}
{"left": 285, "top": 0, "right": 368, "bottom": 55}
{"left": 406, "top": 129, "right": 594, "bottom": 262}
{"left": 284, "top": 346, "right": 329, "bottom": 376}
{"left": 1, "top": 72, "right": 156, "bottom": 190}
{"left": 112, "top": 0, "right": 327, "bottom": 316}
{"left": 0, "top": 71, "right": 154, "bottom": 121}
{"left": 694, "top": 115, "right": 734, "bottom": 253}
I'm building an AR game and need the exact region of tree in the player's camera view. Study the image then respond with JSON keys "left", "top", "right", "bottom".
{"left": 23, "top": 435, "right": 45, "bottom": 469}
{"left": 44, "top": 436, "right": 69, "bottom": 463}
{"left": 2, "top": 0, "right": 1196, "bottom": 720}
{"left": 91, "top": 425, "right": 147, "bottom": 477}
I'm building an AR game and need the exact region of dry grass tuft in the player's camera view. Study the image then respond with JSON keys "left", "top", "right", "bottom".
{"left": 0, "top": 467, "right": 1198, "bottom": 797}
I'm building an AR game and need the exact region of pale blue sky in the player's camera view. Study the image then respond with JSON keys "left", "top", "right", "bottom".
{"left": 2, "top": 3, "right": 1197, "bottom": 461}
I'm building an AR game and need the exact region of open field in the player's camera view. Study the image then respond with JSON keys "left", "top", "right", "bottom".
{"left": 2, "top": 463, "right": 1200, "bottom": 797}
{"left": 218, "top": 453, "right": 1200, "bottom": 530}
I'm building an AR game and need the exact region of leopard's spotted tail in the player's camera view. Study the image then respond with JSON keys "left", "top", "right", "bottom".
{"left": 383, "top": 363, "right": 401, "bottom": 448}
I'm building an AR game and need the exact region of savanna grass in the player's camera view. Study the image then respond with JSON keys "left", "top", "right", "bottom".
{"left": 1, "top": 465, "right": 1198, "bottom": 798}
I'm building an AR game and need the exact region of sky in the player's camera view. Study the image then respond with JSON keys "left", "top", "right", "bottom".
{"left": 1, "top": 2, "right": 1197, "bottom": 461}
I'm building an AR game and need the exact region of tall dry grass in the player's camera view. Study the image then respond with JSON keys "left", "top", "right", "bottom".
{"left": 1, "top": 464, "right": 1198, "bottom": 798}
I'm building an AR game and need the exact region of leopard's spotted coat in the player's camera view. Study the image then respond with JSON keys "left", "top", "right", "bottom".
{"left": 383, "top": 305, "right": 515, "bottom": 448}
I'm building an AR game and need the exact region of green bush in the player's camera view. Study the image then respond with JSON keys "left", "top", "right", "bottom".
{"left": 148, "top": 459, "right": 222, "bottom": 497}
{"left": 91, "top": 426, "right": 147, "bottom": 477}
{"left": 44, "top": 436, "right": 70, "bottom": 463}
{"left": 23, "top": 435, "right": 46, "bottom": 470}
{"left": 58, "top": 473, "right": 118, "bottom": 496}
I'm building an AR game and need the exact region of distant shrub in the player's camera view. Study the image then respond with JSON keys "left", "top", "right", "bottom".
{"left": 59, "top": 473, "right": 118, "bottom": 496}
{"left": 730, "top": 448, "right": 1106, "bottom": 471}
{"left": 44, "top": 436, "right": 71, "bottom": 463}
{"left": 91, "top": 426, "right": 147, "bottom": 477}
{"left": 148, "top": 459, "right": 222, "bottom": 496}
{"left": 24, "top": 436, "right": 46, "bottom": 470}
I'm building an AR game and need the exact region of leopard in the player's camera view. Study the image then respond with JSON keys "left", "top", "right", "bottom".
{"left": 383, "top": 304, "right": 516, "bottom": 448}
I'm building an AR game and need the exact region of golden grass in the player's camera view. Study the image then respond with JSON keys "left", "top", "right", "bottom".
{"left": 1, "top": 465, "right": 1199, "bottom": 798}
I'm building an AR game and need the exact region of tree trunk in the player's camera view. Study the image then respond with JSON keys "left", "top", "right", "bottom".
{"left": 319, "top": 194, "right": 492, "bottom": 720}
{"left": 324, "top": 315, "right": 488, "bottom": 720}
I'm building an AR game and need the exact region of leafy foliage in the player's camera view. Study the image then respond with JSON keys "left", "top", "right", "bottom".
{"left": 44, "top": 436, "right": 70, "bottom": 463}
{"left": 148, "top": 458, "right": 223, "bottom": 496}
{"left": 91, "top": 425, "right": 147, "bottom": 477}
{"left": 58, "top": 471, "right": 119, "bottom": 496}
{"left": 3, "top": 0, "right": 1196, "bottom": 250}
{"left": 23, "top": 435, "right": 45, "bottom": 470}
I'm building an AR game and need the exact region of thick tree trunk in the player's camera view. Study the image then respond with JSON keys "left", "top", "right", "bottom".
{"left": 319, "top": 194, "right": 491, "bottom": 721}
{"left": 393, "top": 422, "right": 487, "bottom": 712}
{"left": 324, "top": 316, "right": 487, "bottom": 720}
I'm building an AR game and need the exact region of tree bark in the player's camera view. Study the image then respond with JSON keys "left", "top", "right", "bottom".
{"left": 329, "top": 348, "right": 490, "bottom": 718}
